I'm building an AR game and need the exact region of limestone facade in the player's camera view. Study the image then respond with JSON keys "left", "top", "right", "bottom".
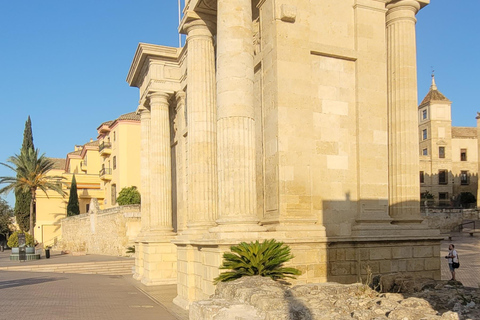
{"left": 126, "top": 0, "right": 442, "bottom": 309}
{"left": 418, "top": 77, "right": 478, "bottom": 207}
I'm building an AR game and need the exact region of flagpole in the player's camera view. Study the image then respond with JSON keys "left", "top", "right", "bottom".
{"left": 178, "top": 0, "right": 182, "bottom": 47}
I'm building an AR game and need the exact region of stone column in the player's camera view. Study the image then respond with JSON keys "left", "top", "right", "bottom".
{"left": 139, "top": 107, "right": 151, "bottom": 233}
{"left": 149, "top": 91, "right": 175, "bottom": 234}
{"left": 183, "top": 13, "right": 218, "bottom": 232}
{"left": 133, "top": 106, "right": 150, "bottom": 280}
{"left": 215, "top": 0, "right": 264, "bottom": 231}
{"left": 174, "top": 91, "right": 187, "bottom": 233}
{"left": 386, "top": 0, "right": 424, "bottom": 223}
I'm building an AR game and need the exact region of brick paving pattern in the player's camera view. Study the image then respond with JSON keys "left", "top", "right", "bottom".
{"left": 0, "top": 270, "right": 177, "bottom": 320}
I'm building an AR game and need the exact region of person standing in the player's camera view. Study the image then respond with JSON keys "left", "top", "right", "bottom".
{"left": 445, "top": 244, "right": 459, "bottom": 281}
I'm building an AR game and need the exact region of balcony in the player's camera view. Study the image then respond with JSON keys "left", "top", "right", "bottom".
{"left": 99, "top": 168, "right": 112, "bottom": 181}
{"left": 80, "top": 160, "right": 87, "bottom": 172}
{"left": 99, "top": 142, "right": 112, "bottom": 156}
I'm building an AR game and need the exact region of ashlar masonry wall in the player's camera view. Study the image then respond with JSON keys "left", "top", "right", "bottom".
{"left": 60, "top": 204, "right": 141, "bottom": 256}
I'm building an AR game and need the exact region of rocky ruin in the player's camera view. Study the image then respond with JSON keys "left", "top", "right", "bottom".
{"left": 190, "top": 276, "right": 480, "bottom": 320}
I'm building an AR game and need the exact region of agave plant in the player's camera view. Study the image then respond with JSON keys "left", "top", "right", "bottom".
{"left": 214, "top": 239, "right": 301, "bottom": 284}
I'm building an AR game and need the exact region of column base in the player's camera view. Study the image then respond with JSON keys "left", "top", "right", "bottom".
{"left": 209, "top": 223, "right": 267, "bottom": 239}
{"left": 264, "top": 223, "right": 327, "bottom": 239}
{"left": 137, "top": 237, "right": 177, "bottom": 286}
{"left": 173, "top": 295, "right": 191, "bottom": 310}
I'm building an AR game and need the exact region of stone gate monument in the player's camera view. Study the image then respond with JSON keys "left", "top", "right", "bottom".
{"left": 126, "top": 0, "right": 441, "bottom": 309}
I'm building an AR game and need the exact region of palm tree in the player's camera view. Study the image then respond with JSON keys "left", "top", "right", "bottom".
{"left": 0, "top": 148, "right": 65, "bottom": 241}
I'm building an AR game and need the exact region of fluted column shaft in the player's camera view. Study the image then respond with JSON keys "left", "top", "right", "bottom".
{"left": 216, "top": 0, "right": 258, "bottom": 225}
{"left": 140, "top": 108, "right": 151, "bottom": 232}
{"left": 386, "top": 0, "right": 423, "bottom": 222}
{"left": 185, "top": 18, "right": 218, "bottom": 230}
{"left": 149, "top": 92, "right": 174, "bottom": 232}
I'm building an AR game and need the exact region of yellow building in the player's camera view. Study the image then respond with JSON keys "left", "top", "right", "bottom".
{"left": 35, "top": 141, "right": 104, "bottom": 245}
{"left": 35, "top": 158, "right": 66, "bottom": 245}
{"left": 35, "top": 112, "right": 141, "bottom": 245}
{"left": 419, "top": 76, "right": 478, "bottom": 206}
{"left": 97, "top": 112, "right": 141, "bottom": 208}
{"left": 64, "top": 140, "right": 105, "bottom": 213}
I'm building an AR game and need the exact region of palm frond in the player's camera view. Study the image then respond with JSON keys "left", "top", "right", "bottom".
{"left": 214, "top": 239, "right": 301, "bottom": 284}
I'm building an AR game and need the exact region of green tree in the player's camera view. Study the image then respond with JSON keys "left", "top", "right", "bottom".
{"left": 459, "top": 192, "right": 476, "bottom": 208}
{"left": 0, "top": 148, "right": 66, "bottom": 240}
{"left": 214, "top": 239, "right": 301, "bottom": 284}
{"left": 116, "top": 186, "right": 141, "bottom": 205}
{"left": 15, "top": 116, "right": 34, "bottom": 232}
{"left": 0, "top": 198, "right": 14, "bottom": 236}
{"left": 67, "top": 174, "right": 80, "bottom": 216}
{"left": 7, "top": 231, "right": 34, "bottom": 247}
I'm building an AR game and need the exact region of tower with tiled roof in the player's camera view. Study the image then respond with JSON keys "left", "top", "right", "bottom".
{"left": 418, "top": 75, "right": 453, "bottom": 205}
{"left": 419, "top": 75, "right": 478, "bottom": 206}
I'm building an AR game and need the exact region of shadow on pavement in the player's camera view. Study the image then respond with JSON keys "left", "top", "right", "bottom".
{"left": 0, "top": 276, "right": 65, "bottom": 289}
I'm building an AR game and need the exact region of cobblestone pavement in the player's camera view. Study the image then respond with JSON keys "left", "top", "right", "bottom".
{"left": 0, "top": 270, "right": 177, "bottom": 320}
{"left": 441, "top": 232, "right": 480, "bottom": 288}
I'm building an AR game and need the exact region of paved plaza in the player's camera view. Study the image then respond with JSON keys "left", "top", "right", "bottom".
{"left": 0, "top": 251, "right": 182, "bottom": 320}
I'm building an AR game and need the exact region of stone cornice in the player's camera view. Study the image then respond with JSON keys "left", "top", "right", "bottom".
{"left": 126, "top": 43, "right": 182, "bottom": 88}
{"left": 179, "top": 10, "right": 216, "bottom": 35}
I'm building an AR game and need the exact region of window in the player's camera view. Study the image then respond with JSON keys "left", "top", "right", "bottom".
{"left": 438, "top": 170, "right": 448, "bottom": 185}
{"left": 422, "top": 129, "right": 427, "bottom": 140}
{"left": 438, "top": 192, "right": 449, "bottom": 206}
{"left": 422, "top": 109, "right": 427, "bottom": 120}
{"left": 461, "top": 171, "right": 469, "bottom": 185}
{"left": 113, "top": 131, "right": 116, "bottom": 141}
{"left": 113, "top": 156, "right": 117, "bottom": 170}
{"left": 86, "top": 204, "right": 90, "bottom": 213}
{"left": 439, "top": 147, "right": 445, "bottom": 159}
{"left": 422, "top": 148, "right": 428, "bottom": 156}
{"left": 461, "top": 149, "right": 467, "bottom": 161}
{"left": 111, "top": 184, "right": 117, "bottom": 205}
{"left": 420, "top": 171, "right": 425, "bottom": 184}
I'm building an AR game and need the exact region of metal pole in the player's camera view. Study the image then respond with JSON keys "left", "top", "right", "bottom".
{"left": 178, "top": 0, "right": 182, "bottom": 47}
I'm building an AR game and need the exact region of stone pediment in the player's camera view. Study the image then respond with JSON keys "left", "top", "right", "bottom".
{"left": 436, "top": 140, "right": 447, "bottom": 146}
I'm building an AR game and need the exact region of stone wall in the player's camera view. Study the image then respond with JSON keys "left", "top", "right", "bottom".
{"left": 422, "top": 209, "right": 479, "bottom": 233}
{"left": 60, "top": 203, "right": 141, "bottom": 256}
{"left": 190, "top": 276, "right": 478, "bottom": 320}
{"left": 172, "top": 238, "right": 442, "bottom": 307}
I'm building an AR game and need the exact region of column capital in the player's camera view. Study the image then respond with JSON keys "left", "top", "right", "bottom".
{"left": 148, "top": 91, "right": 172, "bottom": 105}
{"left": 180, "top": 10, "right": 216, "bottom": 36}
{"left": 138, "top": 107, "right": 151, "bottom": 119}
{"left": 386, "top": 0, "right": 429, "bottom": 9}
{"left": 386, "top": 1, "right": 424, "bottom": 25}
{"left": 175, "top": 91, "right": 186, "bottom": 111}
{"left": 386, "top": 0, "right": 429, "bottom": 24}
{"left": 175, "top": 90, "right": 186, "bottom": 102}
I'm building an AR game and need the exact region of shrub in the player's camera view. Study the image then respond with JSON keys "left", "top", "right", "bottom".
{"left": 7, "top": 231, "right": 34, "bottom": 248}
{"left": 116, "top": 186, "right": 141, "bottom": 205}
{"left": 214, "top": 239, "right": 301, "bottom": 284}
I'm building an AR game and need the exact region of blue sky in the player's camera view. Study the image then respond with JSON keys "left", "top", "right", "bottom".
{"left": 0, "top": 0, "right": 478, "bottom": 205}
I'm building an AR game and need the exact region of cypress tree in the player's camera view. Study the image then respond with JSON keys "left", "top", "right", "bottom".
{"left": 67, "top": 174, "right": 80, "bottom": 216}
{"left": 14, "top": 116, "right": 34, "bottom": 231}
